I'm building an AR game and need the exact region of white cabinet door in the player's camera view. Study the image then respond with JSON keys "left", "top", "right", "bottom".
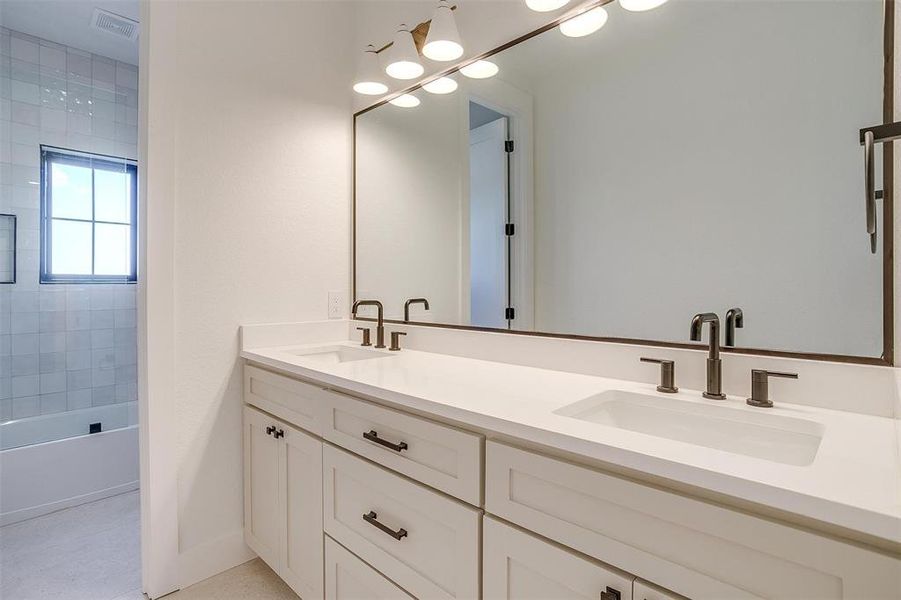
{"left": 484, "top": 516, "right": 634, "bottom": 600}
{"left": 243, "top": 405, "right": 281, "bottom": 569}
{"left": 281, "top": 421, "right": 324, "bottom": 600}
{"left": 244, "top": 405, "right": 325, "bottom": 599}
{"left": 325, "top": 536, "right": 412, "bottom": 600}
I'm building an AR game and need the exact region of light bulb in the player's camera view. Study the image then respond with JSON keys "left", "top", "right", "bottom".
{"left": 385, "top": 25, "right": 424, "bottom": 80}
{"left": 525, "top": 0, "right": 570, "bottom": 12}
{"left": 423, "top": 0, "right": 464, "bottom": 61}
{"left": 619, "top": 0, "right": 669, "bottom": 11}
{"left": 460, "top": 60, "right": 498, "bottom": 79}
{"left": 353, "top": 45, "right": 388, "bottom": 95}
{"left": 389, "top": 94, "right": 421, "bottom": 108}
{"left": 559, "top": 6, "right": 608, "bottom": 37}
{"left": 423, "top": 77, "right": 458, "bottom": 94}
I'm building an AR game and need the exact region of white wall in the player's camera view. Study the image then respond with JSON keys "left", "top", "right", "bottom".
{"left": 141, "top": 0, "right": 353, "bottom": 591}
{"left": 0, "top": 28, "right": 139, "bottom": 427}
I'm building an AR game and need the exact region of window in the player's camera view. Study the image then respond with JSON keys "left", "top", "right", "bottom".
{"left": 40, "top": 147, "right": 137, "bottom": 283}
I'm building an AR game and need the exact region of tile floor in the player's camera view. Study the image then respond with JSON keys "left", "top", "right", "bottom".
{"left": 0, "top": 491, "right": 297, "bottom": 600}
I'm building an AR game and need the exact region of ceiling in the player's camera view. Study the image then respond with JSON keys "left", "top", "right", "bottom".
{"left": 1, "top": 0, "right": 140, "bottom": 65}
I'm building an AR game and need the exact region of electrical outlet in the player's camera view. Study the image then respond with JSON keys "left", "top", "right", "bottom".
{"left": 328, "top": 290, "right": 345, "bottom": 319}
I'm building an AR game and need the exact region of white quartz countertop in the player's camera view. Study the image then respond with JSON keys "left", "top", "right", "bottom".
{"left": 241, "top": 340, "right": 901, "bottom": 546}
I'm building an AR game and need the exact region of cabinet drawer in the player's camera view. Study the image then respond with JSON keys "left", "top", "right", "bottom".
{"left": 322, "top": 391, "right": 483, "bottom": 505}
{"left": 484, "top": 516, "right": 633, "bottom": 600}
{"left": 485, "top": 441, "right": 900, "bottom": 600}
{"left": 325, "top": 536, "right": 412, "bottom": 600}
{"left": 244, "top": 364, "right": 329, "bottom": 435}
{"left": 323, "top": 444, "right": 481, "bottom": 600}
{"left": 635, "top": 580, "right": 686, "bottom": 600}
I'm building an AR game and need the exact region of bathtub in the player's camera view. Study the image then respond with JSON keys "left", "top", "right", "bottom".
{"left": 0, "top": 402, "right": 139, "bottom": 525}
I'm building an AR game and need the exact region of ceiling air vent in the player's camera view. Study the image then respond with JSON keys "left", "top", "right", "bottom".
{"left": 91, "top": 8, "right": 139, "bottom": 42}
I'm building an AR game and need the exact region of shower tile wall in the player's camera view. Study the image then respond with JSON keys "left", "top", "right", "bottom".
{"left": 0, "top": 28, "right": 138, "bottom": 423}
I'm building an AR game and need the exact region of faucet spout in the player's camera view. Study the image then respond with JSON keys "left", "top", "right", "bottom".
{"left": 690, "top": 312, "right": 725, "bottom": 399}
{"left": 403, "top": 297, "right": 430, "bottom": 323}
{"left": 353, "top": 299, "right": 386, "bottom": 348}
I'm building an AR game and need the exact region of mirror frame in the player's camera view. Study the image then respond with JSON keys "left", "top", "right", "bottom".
{"left": 353, "top": 0, "right": 895, "bottom": 366}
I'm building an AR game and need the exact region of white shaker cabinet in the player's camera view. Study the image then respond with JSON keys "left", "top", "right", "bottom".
{"left": 325, "top": 536, "right": 412, "bottom": 600}
{"left": 484, "top": 516, "right": 634, "bottom": 600}
{"left": 243, "top": 405, "right": 324, "bottom": 600}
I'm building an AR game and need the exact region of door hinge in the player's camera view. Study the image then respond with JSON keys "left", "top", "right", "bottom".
{"left": 505, "top": 307, "right": 515, "bottom": 320}
{"left": 505, "top": 140, "right": 514, "bottom": 153}
{"left": 505, "top": 223, "right": 515, "bottom": 236}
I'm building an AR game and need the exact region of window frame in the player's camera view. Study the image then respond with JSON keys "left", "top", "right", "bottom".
{"left": 40, "top": 146, "right": 138, "bottom": 284}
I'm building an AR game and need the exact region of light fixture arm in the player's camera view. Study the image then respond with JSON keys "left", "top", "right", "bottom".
{"left": 375, "top": 5, "right": 458, "bottom": 55}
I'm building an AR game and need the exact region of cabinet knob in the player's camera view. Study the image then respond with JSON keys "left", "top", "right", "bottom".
{"left": 265, "top": 426, "right": 275, "bottom": 436}
{"left": 274, "top": 428, "right": 285, "bottom": 439}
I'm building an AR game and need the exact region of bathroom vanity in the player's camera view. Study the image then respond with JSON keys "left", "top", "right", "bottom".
{"left": 240, "top": 321, "right": 901, "bottom": 600}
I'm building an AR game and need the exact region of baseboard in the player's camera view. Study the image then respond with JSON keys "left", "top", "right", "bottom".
{"left": 0, "top": 481, "right": 139, "bottom": 527}
{"left": 178, "top": 528, "right": 256, "bottom": 590}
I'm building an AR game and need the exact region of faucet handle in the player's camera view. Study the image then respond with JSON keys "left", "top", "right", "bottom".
{"left": 389, "top": 331, "right": 407, "bottom": 352}
{"left": 746, "top": 369, "right": 798, "bottom": 408}
{"left": 356, "top": 327, "right": 372, "bottom": 347}
{"left": 640, "top": 357, "right": 678, "bottom": 393}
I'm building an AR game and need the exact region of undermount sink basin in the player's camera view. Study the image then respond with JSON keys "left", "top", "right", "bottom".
{"left": 284, "top": 345, "right": 392, "bottom": 365}
{"left": 554, "top": 390, "right": 823, "bottom": 466}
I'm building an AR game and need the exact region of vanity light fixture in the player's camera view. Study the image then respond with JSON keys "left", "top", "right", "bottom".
{"left": 385, "top": 24, "right": 424, "bottom": 80}
{"left": 353, "top": 45, "right": 389, "bottom": 95}
{"left": 423, "top": 0, "right": 464, "bottom": 61}
{"left": 619, "top": 0, "right": 670, "bottom": 12}
{"left": 423, "top": 76, "right": 458, "bottom": 94}
{"left": 525, "top": 0, "right": 570, "bottom": 12}
{"left": 389, "top": 93, "right": 421, "bottom": 108}
{"left": 559, "top": 6, "right": 608, "bottom": 37}
{"left": 460, "top": 60, "right": 498, "bottom": 79}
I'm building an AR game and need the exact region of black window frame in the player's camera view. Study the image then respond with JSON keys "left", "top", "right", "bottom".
{"left": 40, "top": 146, "right": 138, "bottom": 284}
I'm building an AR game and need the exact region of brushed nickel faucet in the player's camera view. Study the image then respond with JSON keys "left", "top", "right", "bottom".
{"left": 689, "top": 312, "right": 726, "bottom": 400}
{"left": 724, "top": 307, "right": 744, "bottom": 347}
{"left": 404, "top": 297, "right": 430, "bottom": 323}
{"left": 746, "top": 369, "right": 797, "bottom": 408}
{"left": 353, "top": 299, "right": 386, "bottom": 348}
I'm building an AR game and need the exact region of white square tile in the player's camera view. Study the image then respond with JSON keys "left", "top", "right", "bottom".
{"left": 66, "top": 289, "right": 91, "bottom": 311}
{"left": 91, "top": 310, "right": 114, "bottom": 329}
{"left": 115, "top": 63, "right": 137, "bottom": 90}
{"left": 39, "top": 45, "right": 66, "bottom": 71}
{"left": 40, "top": 371, "right": 65, "bottom": 393}
{"left": 11, "top": 354, "right": 38, "bottom": 377}
{"left": 39, "top": 331, "right": 66, "bottom": 353}
{"left": 10, "top": 143, "right": 37, "bottom": 167}
{"left": 39, "top": 311, "right": 66, "bottom": 333}
{"left": 40, "top": 106, "right": 66, "bottom": 131}
{"left": 11, "top": 333, "right": 38, "bottom": 356}
{"left": 114, "top": 328, "right": 135, "bottom": 347}
{"left": 114, "top": 345, "right": 136, "bottom": 366}
{"left": 11, "top": 291, "right": 38, "bottom": 312}
{"left": 67, "top": 389, "right": 92, "bottom": 410}
{"left": 10, "top": 80, "right": 39, "bottom": 105}
{"left": 115, "top": 363, "right": 136, "bottom": 384}
{"left": 91, "top": 329, "right": 114, "bottom": 349}
{"left": 10, "top": 121, "right": 38, "bottom": 145}
{"left": 92, "top": 367, "right": 115, "bottom": 387}
{"left": 114, "top": 309, "right": 135, "bottom": 329}
{"left": 92, "top": 55, "right": 115, "bottom": 85}
{"left": 66, "top": 310, "right": 90, "bottom": 331}
{"left": 10, "top": 35, "right": 38, "bottom": 64}
{"left": 89, "top": 289, "right": 113, "bottom": 310}
{"left": 66, "top": 330, "right": 91, "bottom": 351}
{"left": 40, "top": 391, "right": 67, "bottom": 414}
{"left": 92, "top": 348, "right": 115, "bottom": 370}
{"left": 11, "top": 312, "right": 38, "bottom": 334}
{"left": 11, "top": 374, "right": 39, "bottom": 398}
{"left": 39, "top": 290, "right": 66, "bottom": 312}
{"left": 66, "top": 349, "right": 91, "bottom": 371}
{"left": 67, "top": 369, "right": 91, "bottom": 390}
{"left": 92, "top": 385, "right": 115, "bottom": 406}
{"left": 39, "top": 351, "right": 66, "bottom": 374}
{"left": 11, "top": 101, "right": 39, "bottom": 126}
{"left": 12, "top": 395, "right": 40, "bottom": 418}
{"left": 66, "top": 50, "right": 91, "bottom": 83}
{"left": 115, "top": 382, "right": 136, "bottom": 402}
{"left": 67, "top": 112, "right": 92, "bottom": 135}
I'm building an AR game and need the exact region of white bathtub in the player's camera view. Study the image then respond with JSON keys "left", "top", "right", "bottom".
{"left": 0, "top": 403, "right": 139, "bottom": 525}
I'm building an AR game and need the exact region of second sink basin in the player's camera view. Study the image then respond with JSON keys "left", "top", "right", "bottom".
{"left": 284, "top": 345, "right": 393, "bottom": 365}
{"left": 554, "top": 390, "right": 823, "bottom": 466}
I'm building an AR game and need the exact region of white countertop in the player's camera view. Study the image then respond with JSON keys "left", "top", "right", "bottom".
{"left": 241, "top": 339, "right": 901, "bottom": 546}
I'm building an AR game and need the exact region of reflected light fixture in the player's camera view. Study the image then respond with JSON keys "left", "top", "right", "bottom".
{"left": 559, "top": 6, "right": 608, "bottom": 37}
{"left": 423, "top": 76, "right": 458, "bottom": 94}
{"left": 460, "top": 60, "right": 498, "bottom": 79}
{"left": 385, "top": 24, "right": 424, "bottom": 80}
{"left": 423, "top": 0, "right": 464, "bottom": 61}
{"left": 389, "top": 93, "right": 421, "bottom": 107}
{"left": 619, "top": 0, "right": 669, "bottom": 11}
{"left": 353, "top": 45, "right": 388, "bottom": 95}
{"left": 525, "top": 0, "right": 570, "bottom": 12}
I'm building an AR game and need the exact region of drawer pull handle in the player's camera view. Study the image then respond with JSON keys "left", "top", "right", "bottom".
{"left": 363, "top": 511, "right": 408, "bottom": 541}
{"left": 600, "top": 587, "right": 621, "bottom": 600}
{"left": 363, "top": 430, "right": 408, "bottom": 452}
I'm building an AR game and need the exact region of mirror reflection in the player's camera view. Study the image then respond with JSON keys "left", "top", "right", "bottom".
{"left": 355, "top": 0, "right": 887, "bottom": 358}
